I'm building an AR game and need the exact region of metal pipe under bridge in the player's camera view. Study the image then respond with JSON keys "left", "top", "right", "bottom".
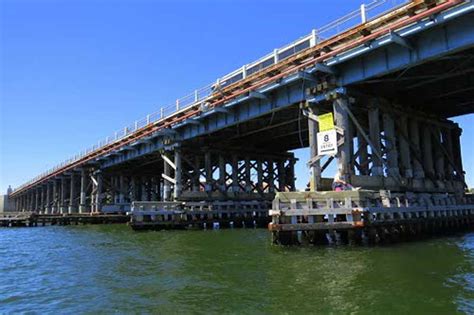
{"left": 7, "top": 0, "right": 474, "bottom": 244}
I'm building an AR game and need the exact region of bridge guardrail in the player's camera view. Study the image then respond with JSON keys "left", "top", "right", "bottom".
{"left": 13, "top": 0, "right": 410, "bottom": 193}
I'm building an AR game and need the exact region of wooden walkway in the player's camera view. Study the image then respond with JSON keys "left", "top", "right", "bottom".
{"left": 0, "top": 212, "right": 129, "bottom": 227}
{"left": 129, "top": 200, "right": 270, "bottom": 230}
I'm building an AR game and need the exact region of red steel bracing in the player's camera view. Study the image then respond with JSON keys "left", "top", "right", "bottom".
{"left": 11, "top": 0, "right": 463, "bottom": 197}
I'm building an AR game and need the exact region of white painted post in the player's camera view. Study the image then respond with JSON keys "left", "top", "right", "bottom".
{"left": 160, "top": 107, "right": 164, "bottom": 118}
{"left": 242, "top": 65, "right": 247, "bottom": 79}
{"left": 361, "top": 4, "right": 367, "bottom": 23}
{"left": 194, "top": 90, "right": 199, "bottom": 102}
{"left": 146, "top": 114, "right": 150, "bottom": 125}
{"left": 310, "top": 29, "right": 318, "bottom": 47}
{"left": 273, "top": 49, "right": 279, "bottom": 63}
{"left": 176, "top": 99, "right": 180, "bottom": 111}
{"left": 134, "top": 121, "right": 138, "bottom": 130}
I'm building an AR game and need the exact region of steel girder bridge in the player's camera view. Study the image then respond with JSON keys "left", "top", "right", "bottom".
{"left": 8, "top": 0, "right": 474, "bottom": 239}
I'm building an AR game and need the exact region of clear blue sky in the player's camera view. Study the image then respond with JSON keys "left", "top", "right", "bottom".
{"left": 0, "top": 0, "right": 473, "bottom": 193}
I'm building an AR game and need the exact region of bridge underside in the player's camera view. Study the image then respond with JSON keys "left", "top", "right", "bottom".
{"left": 351, "top": 46, "right": 474, "bottom": 118}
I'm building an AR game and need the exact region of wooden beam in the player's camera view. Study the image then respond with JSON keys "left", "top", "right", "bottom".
{"left": 161, "top": 154, "right": 176, "bottom": 170}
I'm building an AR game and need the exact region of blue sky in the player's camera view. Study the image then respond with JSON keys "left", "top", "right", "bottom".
{"left": 1, "top": 0, "right": 473, "bottom": 193}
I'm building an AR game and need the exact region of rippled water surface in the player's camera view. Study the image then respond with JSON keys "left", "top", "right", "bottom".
{"left": 1, "top": 226, "right": 473, "bottom": 314}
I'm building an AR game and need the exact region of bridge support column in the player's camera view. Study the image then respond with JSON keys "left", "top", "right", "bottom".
{"left": 277, "top": 160, "right": 286, "bottom": 192}
{"left": 26, "top": 194, "right": 29, "bottom": 211}
{"left": 69, "top": 173, "right": 78, "bottom": 213}
{"left": 118, "top": 175, "right": 125, "bottom": 203}
{"left": 52, "top": 179, "right": 59, "bottom": 214}
{"left": 163, "top": 155, "right": 171, "bottom": 201}
{"left": 288, "top": 158, "right": 296, "bottom": 191}
{"left": 399, "top": 116, "right": 413, "bottom": 179}
{"left": 32, "top": 190, "right": 36, "bottom": 212}
{"left": 257, "top": 159, "right": 263, "bottom": 193}
{"left": 174, "top": 149, "right": 182, "bottom": 200}
{"left": 114, "top": 176, "right": 121, "bottom": 204}
{"left": 79, "top": 169, "right": 90, "bottom": 213}
{"left": 308, "top": 105, "right": 321, "bottom": 191}
{"left": 38, "top": 187, "right": 42, "bottom": 212}
{"left": 409, "top": 118, "right": 424, "bottom": 180}
{"left": 383, "top": 112, "right": 399, "bottom": 178}
{"left": 60, "top": 177, "right": 68, "bottom": 214}
{"left": 40, "top": 185, "right": 46, "bottom": 214}
{"left": 141, "top": 176, "right": 148, "bottom": 202}
{"left": 33, "top": 187, "right": 40, "bottom": 212}
{"left": 357, "top": 128, "right": 369, "bottom": 176}
{"left": 192, "top": 156, "right": 201, "bottom": 193}
{"left": 434, "top": 127, "right": 446, "bottom": 183}
{"left": 442, "top": 128, "right": 455, "bottom": 180}
{"left": 219, "top": 155, "right": 226, "bottom": 193}
{"left": 231, "top": 155, "right": 240, "bottom": 193}
{"left": 368, "top": 101, "right": 383, "bottom": 176}
{"left": 452, "top": 126, "right": 464, "bottom": 181}
{"left": 109, "top": 176, "right": 116, "bottom": 204}
{"left": 268, "top": 159, "right": 275, "bottom": 193}
{"left": 45, "top": 182, "right": 51, "bottom": 214}
{"left": 93, "top": 172, "right": 103, "bottom": 213}
{"left": 334, "top": 97, "right": 351, "bottom": 180}
{"left": 130, "top": 176, "right": 137, "bottom": 203}
{"left": 422, "top": 123, "right": 435, "bottom": 180}
{"left": 150, "top": 177, "right": 159, "bottom": 201}
{"left": 245, "top": 156, "right": 252, "bottom": 193}
{"left": 204, "top": 151, "right": 212, "bottom": 193}
{"left": 31, "top": 191, "right": 35, "bottom": 212}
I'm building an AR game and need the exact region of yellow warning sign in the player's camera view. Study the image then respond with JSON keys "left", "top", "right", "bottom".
{"left": 318, "top": 112, "right": 334, "bottom": 131}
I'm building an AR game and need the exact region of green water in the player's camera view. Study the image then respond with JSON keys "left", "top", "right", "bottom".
{"left": 0, "top": 226, "right": 473, "bottom": 314}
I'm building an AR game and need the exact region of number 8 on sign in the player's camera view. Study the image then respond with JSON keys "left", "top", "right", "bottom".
{"left": 317, "top": 129, "right": 338, "bottom": 156}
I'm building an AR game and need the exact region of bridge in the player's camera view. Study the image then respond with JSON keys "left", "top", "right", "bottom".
{"left": 8, "top": 0, "right": 474, "bottom": 241}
